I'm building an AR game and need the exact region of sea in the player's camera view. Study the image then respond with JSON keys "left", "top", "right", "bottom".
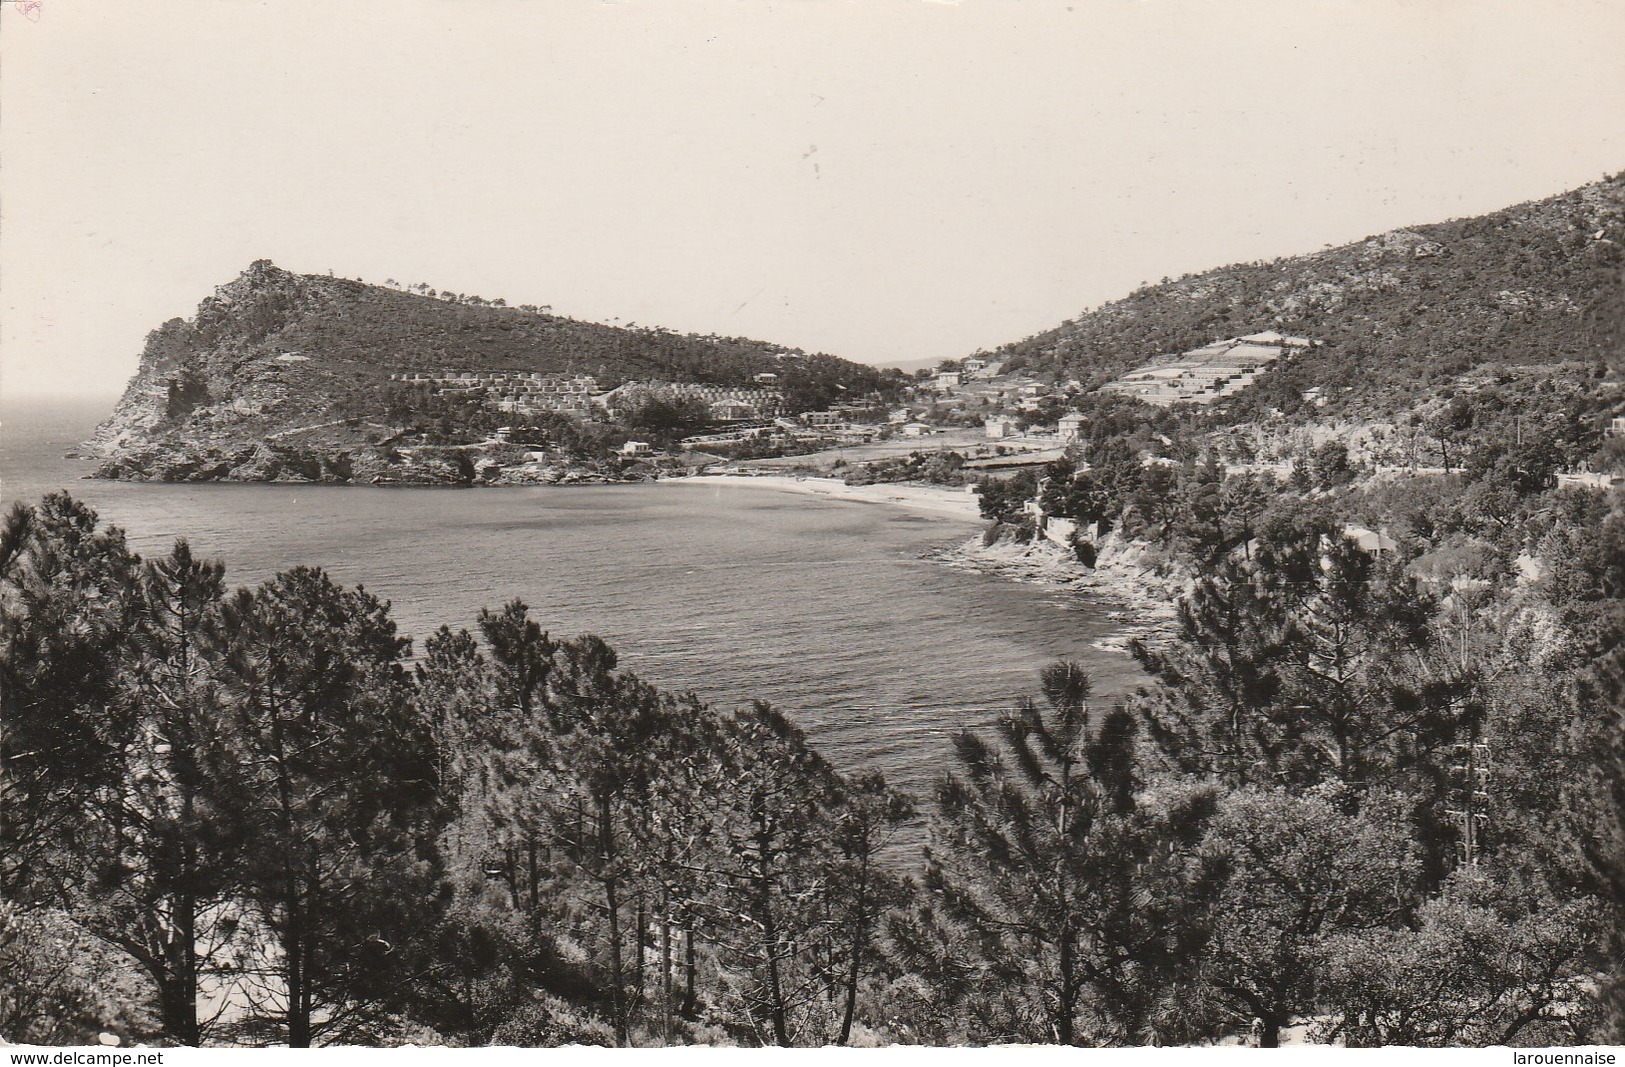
{"left": 1, "top": 397, "right": 1144, "bottom": 826}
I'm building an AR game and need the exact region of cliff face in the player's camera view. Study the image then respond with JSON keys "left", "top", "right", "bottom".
{"left": 90, "top": 262, "right": 324, "bottom": 457}
{"left": 88, "top": 261, "right": 887, "bottom": 485}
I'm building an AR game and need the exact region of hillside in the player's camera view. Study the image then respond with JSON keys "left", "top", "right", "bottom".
{"left": 89, "top": 261, "right": 895, "bottom": 483}
{"left": 988, "top": 173, "right": 1625, "bottom": 420}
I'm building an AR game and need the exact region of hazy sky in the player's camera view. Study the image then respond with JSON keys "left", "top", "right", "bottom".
{"left": 3, "top": 0, "right": 1623, "bottom": 400}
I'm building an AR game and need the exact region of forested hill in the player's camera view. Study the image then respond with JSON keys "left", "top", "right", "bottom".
{"left": 988, "top": 173, "right": 1625, "bottom": 419}
{"left": 91, "top": 260, "right": 892, "bottom": 456}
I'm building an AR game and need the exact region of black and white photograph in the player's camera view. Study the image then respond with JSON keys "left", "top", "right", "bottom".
{"left": 2, "top": 0, "right": 1623, "bottom": 1054}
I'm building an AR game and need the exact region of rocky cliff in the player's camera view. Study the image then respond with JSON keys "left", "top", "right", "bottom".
{"left": 932, "top": 525, "right": 1185, "bottom": 653}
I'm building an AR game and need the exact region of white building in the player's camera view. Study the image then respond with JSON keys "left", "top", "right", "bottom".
{"left": 985, "top": 416, "right": 1020, "bottom": 440}
{"left": 1342, "top": 524, "right": 1397, "bottom": 554}
{"left": 1556, "top": 471, "right": 1622, "bottom": 491}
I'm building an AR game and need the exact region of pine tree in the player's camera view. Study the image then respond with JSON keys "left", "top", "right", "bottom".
{"left": 415, "top": 625, "right": 498, "bottom": 868}
{"left": 921, "top": 662, "right": 1148, "bottom": 1044}
{"left": 1138, "top": 515, "right": 1466, "bottom": 795}
{"left": 1133, "top": 551, "right": 1291, "bottom": 785}
{"left": 825, "top": 772, "right": 912, "bottom": 1045}
{"left": 206, "top": 568, "right": 448, "bottom": 1046}
{"left": 77, "top": 542, "right": 243, "bottom": 1045}
{"left": 475, "top": 601, "right": 561, "bottom": 916}
{"left": 0, "top": 495, "right": 140, "bottom": 898}
{"left": 478, "top": 599, "right": 557, "bottom": 723}
{"left": 697, "top": 702, "right": 844, "bottom": 1046}
{"left": 542, "top": 652, "right": 670, "bottom": 1045}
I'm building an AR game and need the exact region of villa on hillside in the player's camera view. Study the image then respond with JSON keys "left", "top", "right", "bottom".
{"left": 1342, "top": 524, "right": 1397, "bottom": 554}
{"left": 984, "top": 415, "right": 1020, "bottom": 439}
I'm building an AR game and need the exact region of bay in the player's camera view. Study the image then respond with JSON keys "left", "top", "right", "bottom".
{"left": 1, "top": 397, "right": 1143, "bottom": 814}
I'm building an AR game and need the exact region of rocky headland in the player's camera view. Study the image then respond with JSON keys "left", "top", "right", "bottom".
{"left": 86, "top": 260, "right": 889, "bottom": 487}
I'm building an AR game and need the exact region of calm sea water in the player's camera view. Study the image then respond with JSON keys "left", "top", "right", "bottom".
{"left": 1, "top": 398, "right": 1142, "bottom": 815}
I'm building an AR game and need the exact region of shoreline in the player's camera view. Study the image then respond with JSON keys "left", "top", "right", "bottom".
{"left": 664, "top": 471, "right": 1184, "bottom": 653}
{"left": 930, "top": 532, "right": 1184, "bottom": 655}
{"left": 660, "top": 472, "right": 986, "bottom": 522}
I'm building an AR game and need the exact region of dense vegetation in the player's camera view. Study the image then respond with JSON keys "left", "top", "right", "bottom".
{"left": 985, "top": 173, "right": 1625, "bottom": 421}
{"left": 972, "top": 359, "right": 1624, "bottom": 549}
{"left": 3, "top": 476, "right": 1620, "bottom": 1047}
{"left": 173, "top": 261, "right": 896, "bottom": 404}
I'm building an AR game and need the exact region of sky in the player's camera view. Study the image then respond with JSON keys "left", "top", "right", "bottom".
{"left": 2, "top": 0, "right": 1623, "bottom": 401}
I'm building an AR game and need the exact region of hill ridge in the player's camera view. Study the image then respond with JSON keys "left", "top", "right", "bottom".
{"left": 982, "top": 173, "right": 1625, "bottom": 420}
{"left": 90, "top": 260, "right": 895, "bottom": 463}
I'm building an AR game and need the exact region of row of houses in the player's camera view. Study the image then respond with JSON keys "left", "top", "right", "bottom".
{"left": 984, "top": 412, "right": 1088, "bottom": 442}
{"left": 801, "top": 401, "right": 889, "bottom": 428}
{"left": 935, "top": 371, "right": 1061, "bottom": 408}
{"left": 393, "top": 371, "right": 598, "bottom": 393}
{"left": 932, "top": 358, "right": 1011, "bottom": 391}
{"left": 597, "top": 381, "right": 785, "bottom": 420}
{"left": 392, "top": 371, "right": 602, "bottom": 415}
{"left": 390, "top": 371, "right": 785, "bottom": 421}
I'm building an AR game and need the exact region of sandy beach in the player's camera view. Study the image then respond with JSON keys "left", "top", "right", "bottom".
{"left": 664, "top": 472, "right": 987, "bottom": 522}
